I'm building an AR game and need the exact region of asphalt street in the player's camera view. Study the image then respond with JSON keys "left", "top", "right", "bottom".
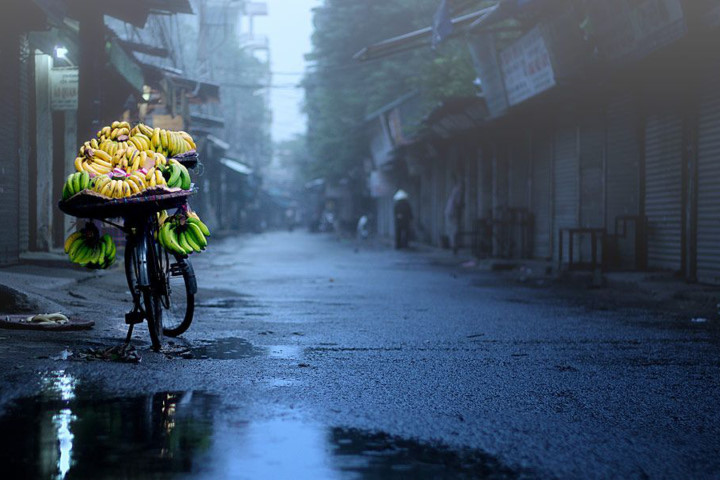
{"left": 0, "top": 231, "right": 719, "bottom": 479}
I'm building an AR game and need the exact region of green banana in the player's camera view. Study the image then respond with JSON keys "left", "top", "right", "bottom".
{"left": 186, "top": 222, "right": 207, "bottom": 248}
{"left": 80, "top": 171, "right": 90, "bottom": 190}
{"left": 187, "top": 217, "right": 210, "bottom": 236}
{"left": 182, "top": 229, "right": 202, "bottom": 252}
{"left": 176, "top": 229, "right": 193, "bottom": 255}
{"left": 179, "top": 164, "right": 191, "bottom": 190}
{"left": 72, "top": 173, "right": 81, "bottom": 194}
{"left": 167, "top": 164, "right": 181, "bottom": 187}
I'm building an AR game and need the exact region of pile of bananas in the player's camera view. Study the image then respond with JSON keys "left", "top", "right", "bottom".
{"left": 158, "top": 210, "right": 211, "bottom": 256}
{"left": 62, "top": 171, "right": 91, "bottom": 200}
{"left": 65, "top": 120, "right": 197, "bottom": 200}
{"left": 64, "top": 223, "right": 117, "bottom": 269}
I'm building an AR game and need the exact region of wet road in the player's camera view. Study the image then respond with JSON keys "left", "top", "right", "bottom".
{"left": 1, "top": 231, "right": 719, "bottom": 479}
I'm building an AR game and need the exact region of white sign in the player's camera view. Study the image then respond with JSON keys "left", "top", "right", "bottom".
{"left": 50, "top": 67, "right": 78, "bottom": 111}
{"left": 500, "top": 26, "right": 555, "bottom": 106}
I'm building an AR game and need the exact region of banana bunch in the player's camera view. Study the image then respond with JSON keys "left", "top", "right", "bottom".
{"left": 92, "top": 170, "right": 149, "bottom": 199}
{"left": 62, "top": 171, "right": 92, "bottom": 200}
{"left": 148, "top": 127, "right": 196, "bottom": 158}
{"left": 158, "top": 211, "right": 210, "bottom": 256}
{"left": 64, "top": 223, "right": 116, "bottom": 269}
{"left": 161, "top": 159, "right": 192, "bottom": 189}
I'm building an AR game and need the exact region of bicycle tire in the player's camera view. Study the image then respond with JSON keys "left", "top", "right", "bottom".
{"left": 143, "top": 233, "right": 165, "bottom": 350}
{"left": 162, "top": 254, "right": 195, "bottom": 337}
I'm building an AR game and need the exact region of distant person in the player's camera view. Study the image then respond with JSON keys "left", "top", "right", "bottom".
{"left": 393, "top": 189, "right": 413, "bottom": 249}
{"left": 445, "top": 176, "right": 464, "bottom": 255}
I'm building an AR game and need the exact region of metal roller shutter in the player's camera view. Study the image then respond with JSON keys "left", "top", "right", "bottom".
{"left": 696, "top": 69, "right": 720, "bottom": 284}
{"left": 0, "top": 34, "right": 20, "bottom": 265}
{"left": 531, "top": 133, "right": 553, "bottom": 259}
{"left": 509, "top": 137, "right": 530, "bottom": 209}
{"left": 579, "top": 120, "right": 604, "bottom": 228}
{"left": 644, "top": 113, "right": 683, "bottom": 271}
{"left": 554, "top": 126, "right": 579, "bottom": 263}
{"left": 605, "top": 95, "right": 640, "bottom": 266}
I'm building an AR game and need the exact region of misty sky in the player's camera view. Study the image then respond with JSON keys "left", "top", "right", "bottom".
{"left": 253, "top": 0, "right": 321, "bottom": 144}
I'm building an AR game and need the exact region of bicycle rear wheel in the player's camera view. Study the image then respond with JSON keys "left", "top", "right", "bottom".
{"left": 161, "top": 253, "right": 196, "bottom": 337}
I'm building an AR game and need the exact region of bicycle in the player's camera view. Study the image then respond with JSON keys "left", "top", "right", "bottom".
{"left": 60, "top": 187, "right": 198, "bottom": 351}
{"left": 122, "top": 208, "right": 197, "bottom": 350}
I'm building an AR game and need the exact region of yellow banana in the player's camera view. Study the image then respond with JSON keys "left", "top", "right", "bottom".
{"left": 74, "top": 157, "right": 84, "bottom": 172}
{"left": 93, "top": 149, "right": 112, "bottom": 163}
{"left": 64, "top": 231, "right": 83, "bottom": 253}
{"left": 126, "top": 178, "right": 140, "bottom": 195}
{"left": 156, "top": 169, "right": 165, "bottom": 186}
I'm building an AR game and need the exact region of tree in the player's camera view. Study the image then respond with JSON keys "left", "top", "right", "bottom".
{"left": 303, "top": 0, "right": 480, "bottom": 182}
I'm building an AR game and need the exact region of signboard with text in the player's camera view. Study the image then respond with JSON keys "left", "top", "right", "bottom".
{"left": 500, "top": 26, "right": 556, "bottom": 107}
{"left": 50, "top": 67, "right": 78, "bottom": 111}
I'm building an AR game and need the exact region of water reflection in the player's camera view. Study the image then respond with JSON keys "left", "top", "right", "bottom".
{"left": 1, "top": 388, "right": 525, "bottom": 479}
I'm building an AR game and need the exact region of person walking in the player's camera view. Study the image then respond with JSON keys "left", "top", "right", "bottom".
{"left": 393, "top": 189, "right": 413, "bottom": 249}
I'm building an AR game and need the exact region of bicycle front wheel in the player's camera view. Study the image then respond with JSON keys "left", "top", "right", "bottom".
{"left": 161, "top": 254, "right": 196, "bottom": 337}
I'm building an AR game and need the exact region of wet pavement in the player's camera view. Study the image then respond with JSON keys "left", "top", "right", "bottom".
{"left": 1, "top": 231, "right": 720, "bottom": 479}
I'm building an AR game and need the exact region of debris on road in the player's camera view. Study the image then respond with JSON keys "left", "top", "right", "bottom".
{"left": 77, "top": 344, "right": 141, "bottom": 363}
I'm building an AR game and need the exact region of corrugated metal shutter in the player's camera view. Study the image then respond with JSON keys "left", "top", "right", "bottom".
{"left": 605, "top": 95, "right": 640, "bottom": 266}
{"left": 579, "top": 120, "right": 604, "bottom": 228}
{"left": 554, "top": 126, "right": 579, "bottom": 263}
{"left": 645, "top": 113, "right": 683, "bottom": 271}
{"left": 696, "top": 68, "right": 720, "bottom": 284}
{"left": 18, "top": 34, "right": 30, "bottom": 254}
{"left": 509, "top": 136, "right": 530, "bottom": 209}
{"left": 0, "top": 34, "right": 21, "bottom": 265}
{"left": 531, "top": 133, "right": 553, "bottom": 259}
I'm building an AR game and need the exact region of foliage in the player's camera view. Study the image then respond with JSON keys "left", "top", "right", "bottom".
{"left": 303, "top": 0, "right": 481, "bottom": 182}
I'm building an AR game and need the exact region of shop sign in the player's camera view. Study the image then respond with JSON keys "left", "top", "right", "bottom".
{"left": 500, "top": 26, "right": 555, "bottom": 106}
{"left": 49, "top": 67, "right": 78, "bottom": 111}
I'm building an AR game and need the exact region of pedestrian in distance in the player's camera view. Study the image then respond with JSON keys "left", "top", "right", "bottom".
{"left": 393, "top": 189, "right": 413, "bottom": 250}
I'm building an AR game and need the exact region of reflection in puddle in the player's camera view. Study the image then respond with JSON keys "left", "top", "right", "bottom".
{"left": 1, "top": 388, "right": 525, "bottom": 479}
{"left": 191, "top": 337, "right": 264, "bottom": 360}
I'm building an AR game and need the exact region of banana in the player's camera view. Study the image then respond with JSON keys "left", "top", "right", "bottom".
{"left": 64, "top": 232, "right": 82, "bottom": 253}
{"left": 68, "top": 237, "right": 85, "bottom": 261}
{"left": 93, "top": 149, "right": 113, "bottom": 163}
{"left": 123, "top": 180, "right": 133, "bottom": 197}
{"left": 167, "top": 164, "right": 181, "bottom": 187}
{"left": 179, "top": 164, "right": 191, "bottom": 189}
{"left": 187, "top": 216, "right": 211, "bottom": 236}
{"left": 126, "top": 178, "right": 140, "bottom": 195}
{"left": 99, "top": 180, "right": 114, "bottom": 197}
{"left": 160, "top": 129, "right": 169, "bottom": 151}
{"left": 139, "top": 123, "right": 154, "bottom": 137}
{"left": 74, "top": 156, "right": 84, "bottom": 172}
{"left": 177, "top": 229, "right": 194, "bottom": 254}
{"left": 155, "top": 153, "right": 167, "bottom": 167}
{"left": 90, "top": 138, "right": 99, "bottom": 150}
{"left": 149, "top": 170, "right": 157, "bottom": 187}
{"left": 152, "top": 128, "right": 161, "bottom": 149}
{"left": 186, "top": 222, "right": 207, "bottom": 248}
{"left": 179, "top": 131, "right": 196, "bottom": 150}
{"left": 182, "top": 228, "right": 202, "bottom": 252}
{"left": 155, "top": 169, "right": 166, "bottom": 186}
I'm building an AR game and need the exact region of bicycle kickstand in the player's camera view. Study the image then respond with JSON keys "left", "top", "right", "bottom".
{"left": 124, "top": 304, "right": 144, "bottom": 345}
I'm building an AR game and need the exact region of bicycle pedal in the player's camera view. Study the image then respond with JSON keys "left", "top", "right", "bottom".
{"left": 125, "top": 310, "right": 145, "bottom": 325}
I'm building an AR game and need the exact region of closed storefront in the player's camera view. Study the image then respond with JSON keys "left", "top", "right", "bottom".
{"left": 553, "top": 126, "right": 579, "bottom": 263}
{"left": 696, "top": 59, "right": 720, "bottom": 284}
{"left": 644, "top": 111, "right": 684, "bottom": 272}
{"left": 531, "top": 132, "right": 553, "bottom": 259}
{"left": 605, "top": 95, "right": 641, "bottom": 268}
{"left": 0, "top": 33, "right": 22, "bottom": 265}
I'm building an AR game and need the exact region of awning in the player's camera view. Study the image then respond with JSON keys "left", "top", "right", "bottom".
{"left": 207, "top": 135, "right": 230, "bottom": 151}
{"left": 139, "top": 61, "right": 220, "bottom": 103}
{"left": 354, "top": 7, "right": 495, "bottom": 62}
{"left": 66, "top": 0, "right": 193, "bottom": 28}
{"left": 220, "top": 158, "right": 253, "bottom": 176}
{"left": 118, "top": 39, "right": 169, "bottom": 58}
{"left": 107, "top": 38, "right": 145, "bottom": 93}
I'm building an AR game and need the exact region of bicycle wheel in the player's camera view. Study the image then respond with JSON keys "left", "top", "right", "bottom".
{"left": 161, "top": 252, "right": 196, "bottom": 337}
{"left": 142, "top": 234, "right": 164, "bottom": 350}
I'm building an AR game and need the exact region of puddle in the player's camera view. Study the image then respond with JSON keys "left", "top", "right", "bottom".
{"left": 196, "top": 297, "right": 259, "bottom": 309}
{"left": 0, "top": 379, "right": 527, "bottom": 479}
{"left": 190, "top": 337, "right": 264, "bottom": 360}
